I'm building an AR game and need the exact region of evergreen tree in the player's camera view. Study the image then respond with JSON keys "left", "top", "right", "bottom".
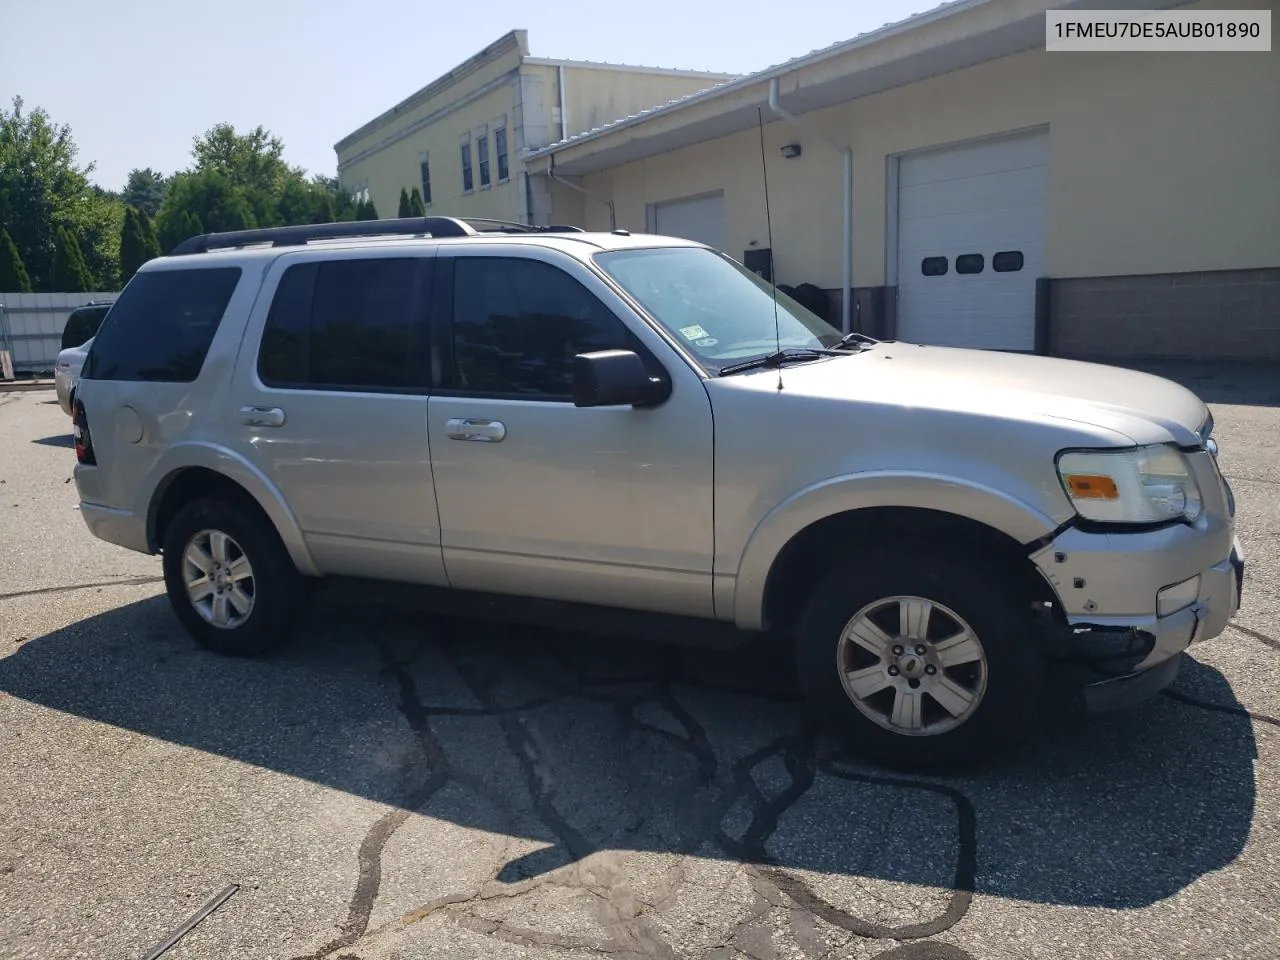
{"left": 119, "top": 207, "right": 146, "bottom": 283}
{"left": 407, "top": 187, "right": 427, "bottom": 217}
{"left": 51, "top": 227, "right": 95, "bottom": 292}
{"left": 0, "top": 228, "right": 33, "bottom": 292}
{"left": 136, "top": 208, "right": 162, "bottom": 261}
{"left": 397, "top": 188, "right": 411, "bottom": 218}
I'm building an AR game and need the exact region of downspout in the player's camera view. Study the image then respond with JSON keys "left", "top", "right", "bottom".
{"left": 767, "top": 77, "right": 853, "bottom": 335}
{"left": 548, "top": 156, "right": 617, "bottom": 231}
{"left": 558, "top": 65, "right": 569, "bottom": 141}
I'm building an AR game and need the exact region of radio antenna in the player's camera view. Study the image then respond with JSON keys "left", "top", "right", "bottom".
{"left": 756, "top": 105, "right": 783, "bottom": 392}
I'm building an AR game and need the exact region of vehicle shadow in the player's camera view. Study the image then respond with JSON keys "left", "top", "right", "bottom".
{"left": 31, "top": 434, "right": 74, "bottom": 448}
{"left": 0, "top": 594, "right": 1258, "bottom": 917}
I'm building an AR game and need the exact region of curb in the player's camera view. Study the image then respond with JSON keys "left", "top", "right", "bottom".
{"left": 0, "top": 380, "right": 57, "bottom": 393}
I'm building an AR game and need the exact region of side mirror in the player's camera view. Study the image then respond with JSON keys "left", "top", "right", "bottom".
{"left": 572, "top": 350, "right": 669, "bottom": 408}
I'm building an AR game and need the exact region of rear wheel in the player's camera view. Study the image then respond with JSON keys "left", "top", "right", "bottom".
{"left": 161, "top": 497, "right": 302, "bottom": 656}
{"left": 794, "top": 548, "right": 1043, "bottom": 772}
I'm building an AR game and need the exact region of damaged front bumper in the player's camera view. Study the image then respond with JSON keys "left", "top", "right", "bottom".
{"left": 1032, "top": 520, "right": 1244, "bottom": 712}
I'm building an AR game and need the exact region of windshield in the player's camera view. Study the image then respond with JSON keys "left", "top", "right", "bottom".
{"left": 594, "top": 246, "right": 842, "bottom": 373}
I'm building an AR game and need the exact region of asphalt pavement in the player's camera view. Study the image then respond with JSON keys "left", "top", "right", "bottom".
{"left": 1, "top": 379, "right": 1277, "bottom": 960}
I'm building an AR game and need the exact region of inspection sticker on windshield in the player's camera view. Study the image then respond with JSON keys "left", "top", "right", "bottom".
{"left": 678, "top": 324, "right": 709, "bottom": 341}
{"left": 695, "top": 337, "right": 718, "bottom": 348}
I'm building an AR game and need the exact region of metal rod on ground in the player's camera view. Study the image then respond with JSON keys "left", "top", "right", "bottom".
{"left": 139, "top": 883, "right": 239, "bottom": 960}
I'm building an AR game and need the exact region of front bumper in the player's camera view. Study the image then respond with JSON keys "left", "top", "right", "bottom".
{"left": 1032, "top": 514, "right": 1243, "bottom": 711}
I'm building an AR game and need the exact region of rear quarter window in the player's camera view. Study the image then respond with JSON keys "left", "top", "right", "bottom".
{"left": 61, "top": 306, "right": 110, "bottom": 350}
{"left": 83, "top": 268, "right": 241, "bottom": 382}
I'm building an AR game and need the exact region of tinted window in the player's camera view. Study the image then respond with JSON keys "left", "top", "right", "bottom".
{"left": 955, "top": 254, "right": 984, "bottom": 275}
{"left": 992, "top": 250, "right": 1024, "bottom": 273}
{"left": 259, "top": 258, "right": 428, "bottom": 391}
{"left": 921, "top": 257, "right": 948, "bottom": 277}
{"left": 61, "top": 305, "right": 111, "bottom": 350}
{"left": 84, "top": 269, "right": 239, "bottom": 382}
{"left": 451, "top": 257, "right": 632, "bottom": 397}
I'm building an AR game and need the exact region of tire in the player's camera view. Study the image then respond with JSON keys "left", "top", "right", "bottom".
{"left": 794, "top": 548, "right": 1043, "bottom": 773}
{"left": 161, "top": 497, "right": 303, "bottom": 657}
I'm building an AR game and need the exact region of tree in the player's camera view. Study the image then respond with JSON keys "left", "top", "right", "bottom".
{"left": 119, "top": 206, "right": 160, "bottom": 283}
{"left": 408, "top": 187, "right": 427, "bottom": 217}
{"left": 122, "top": 167, "right": 166, "bottom": 217}
{"left": 155, "top": 169, "right": 254, "bottom": 250}
{"left": 51, "top": 227, "right": 95, "bottom": 292}
{"left": 191, "top": 123, "right": 293, "bottom": 197}
{"left": 0, "top": 96, "right": 121, "bottom": 290}
{"left": 136, "top": 208, "right": 161, "bottom": 261}
{"left": 397, "top": 188, "right": 411, "bottom": 218}
{"left": 119, "top": 207, "right": 143, "bottom": 283}
{"left": 355, "top": 198, "right": 379, "bottom": 221}
{"left": 0, "top": 228, "right": 32, "bottom": 292}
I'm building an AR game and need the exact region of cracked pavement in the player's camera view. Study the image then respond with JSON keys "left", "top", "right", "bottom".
{"left": 1, "top": 372, "right": 1278, "bottom": 960}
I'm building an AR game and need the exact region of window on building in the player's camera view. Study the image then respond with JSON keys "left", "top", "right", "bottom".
{"left": 955, "top": 254, "right": 985, "bottom": 275}
{"left": 258, "top": 258, "right": 430, "bottom": 392}
{"left": 460, "top": 142, "right": 473, "bottom": 193}
{"left": 921, "top": 257, "right": 948, "bottom": 277}
{"left": 83, "top": 268, "right": 241, "bottom": 382}
{"left": 477, "top": 135, "right": 491, "bottom": 187}
{"left": 495, "top": 127, "right": 509, "bottom": 181}
{"left": 449, "top": 257, "right": 634, "bottom": 398}
{"left": 992, "top": 250, "right": 1024, "bottom": 273}
{"left": 419, "top": 156, "right": 432, "bottom": 206}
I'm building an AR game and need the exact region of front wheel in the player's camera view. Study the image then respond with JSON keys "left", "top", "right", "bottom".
{"left": 794, "top": 549, "right": 1044, "bottom": 772}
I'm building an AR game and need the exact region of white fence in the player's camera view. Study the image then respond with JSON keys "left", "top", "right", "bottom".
{"left": 0, "top": 291, "right": 118, "bottom": 375}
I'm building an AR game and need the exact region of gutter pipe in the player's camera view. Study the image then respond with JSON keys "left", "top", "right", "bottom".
{"left": 548, "top": 157, "right": 617, "bottom": 231}
{"left": 767, "top": 77, "right": 853, "bottom": 334}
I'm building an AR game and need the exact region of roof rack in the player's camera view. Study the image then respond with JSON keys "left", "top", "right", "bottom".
{"left": 168, "top": 216, "right": 585, "bottom": 256}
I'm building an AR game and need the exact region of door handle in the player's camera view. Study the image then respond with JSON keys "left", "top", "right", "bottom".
{"left": 445, "top": 418, "right": 506, "bottom": 442}
{"left": 239, "top": 405, "right": 286, "bottom": 427}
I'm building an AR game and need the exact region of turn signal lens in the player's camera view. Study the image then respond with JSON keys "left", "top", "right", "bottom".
{"left": 1064, "top": 474, "right": 1119, "bottom": 500}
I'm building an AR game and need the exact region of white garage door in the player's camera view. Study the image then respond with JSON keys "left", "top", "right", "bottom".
{"left": 896, "top": 130, "right": 1048, "bottom": 351}
{"left": 651, "top": 192, "right": 726, "bottom": 251}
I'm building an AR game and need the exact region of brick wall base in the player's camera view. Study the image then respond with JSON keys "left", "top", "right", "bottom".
{"left": 1048, "top": 267, "right": 1280, "bottom": 362}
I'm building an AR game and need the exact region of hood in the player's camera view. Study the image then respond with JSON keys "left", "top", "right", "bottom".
{"left": 753, "top": 344, "right": 1210, "bottom": 446}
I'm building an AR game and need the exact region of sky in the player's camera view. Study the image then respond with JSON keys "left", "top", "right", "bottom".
{"left": 1, "top": 0, "right": 930, "bottom": 192}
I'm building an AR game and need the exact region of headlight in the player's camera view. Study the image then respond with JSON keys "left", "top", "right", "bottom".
{"left": 1057, "top": 444, "right": 1203, "bottom": 525}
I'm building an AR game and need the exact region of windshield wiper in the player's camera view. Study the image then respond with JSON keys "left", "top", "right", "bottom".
{"left": 717, "top": 348, "right": 841, "bottom": 377}
{"left": 833, "top": 331, "right": 881, "bottom": 350}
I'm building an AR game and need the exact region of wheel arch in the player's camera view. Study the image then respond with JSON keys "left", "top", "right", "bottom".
{"left": 143, "top": 444, "right": 318, "bottom": 576}
{"left": 734, "top": 473, "right": 1068, "bottom": 631}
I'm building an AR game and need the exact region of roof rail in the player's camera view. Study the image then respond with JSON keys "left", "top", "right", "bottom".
{"left": 168, "top": 216, "right": 586, "bottom": 256}
{"left": 463, "top": 217, "right": 587, "bottom": 234}
{"left": 168, "top": 216, "right": 480, "bottom": 256}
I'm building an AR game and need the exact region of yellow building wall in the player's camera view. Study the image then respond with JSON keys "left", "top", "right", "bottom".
{"left": 568, "top": 0, "right": 1278, "bottom": 288}
{"left": 341, "top": 83, "right": 523, "bottom": 222}
{"left": 561, "top": 67, "right": 731, "bottom": 139}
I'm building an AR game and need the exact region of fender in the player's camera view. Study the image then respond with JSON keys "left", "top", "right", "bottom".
{"left": 138, "top": 441, "right": 320, "bottom": 577}
{"left": 730, "top": 471, "right": 1065, "bottom": 630}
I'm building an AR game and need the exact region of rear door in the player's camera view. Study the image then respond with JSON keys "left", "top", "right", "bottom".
{"left": 227, "top": 249, "right": 446, "bottom": 585}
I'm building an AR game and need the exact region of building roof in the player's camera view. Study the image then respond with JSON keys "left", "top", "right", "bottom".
{"left": 334, "top": 30, "right": 739, "bottom": 154}
{"left": 524, "top": 0, "right": 1186, "bottom": 175}
{"left": 335, "top": 30, "right": 529, "bottom": 153}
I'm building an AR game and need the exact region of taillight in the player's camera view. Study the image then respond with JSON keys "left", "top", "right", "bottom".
{"left": 73, "top": 400, "right": 96, "bottom": 465}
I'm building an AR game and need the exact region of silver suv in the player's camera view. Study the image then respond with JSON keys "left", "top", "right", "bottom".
{"left": 72, "top": 216, "right": 1244, "bottom": 771}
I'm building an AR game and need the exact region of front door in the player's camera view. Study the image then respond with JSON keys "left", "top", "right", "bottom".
{"left": 427, "top": 248, "right": 716, "bottom": 617}
{"left": 229, "top": 250, "right": 446, "bottom": 586}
